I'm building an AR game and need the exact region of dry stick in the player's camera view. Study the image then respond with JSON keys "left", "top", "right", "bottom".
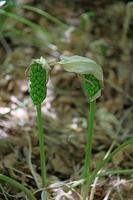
{"left": 89, "top": 177, "right": 98, "bottom": 200}
{"left": 89, "top": 142, "right": 114, "bottom": 200}
{"left": 116, "top": 176, "right": 124, "bottom": 200}
{"left": 0, "top": 184, "right": 8, "bottom": 200}
{"left": 0, "top": 174, "right": 36, "bottom": 200}
{"left": 27, "top": 135, "right": 41, "bottom": 189}
{"left": 103, "top": 189, "right": 112, "bottom": 200}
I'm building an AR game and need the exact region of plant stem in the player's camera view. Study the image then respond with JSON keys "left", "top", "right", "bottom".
{"left": 0, "top": 174, "right": 36, "bottom": 200}
{"left": 81, "top": 100, "right": 96, "bottom": 199}
{"left": 36, "top": 104, "right": 47, "bottom": 188}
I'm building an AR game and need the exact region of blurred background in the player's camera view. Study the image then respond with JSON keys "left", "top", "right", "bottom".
{"left": 0, "top": 0, "right": 133, "bottom": 199}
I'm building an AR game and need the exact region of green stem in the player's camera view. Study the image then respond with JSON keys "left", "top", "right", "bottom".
{"left": 0, "top": 174, "right": 36, "bottom": 200}
{"left": 81, "top": 100, "right": 96, "bottom": 198}
{"left": 36, "top": 104, "right": 47, "bottom": 188}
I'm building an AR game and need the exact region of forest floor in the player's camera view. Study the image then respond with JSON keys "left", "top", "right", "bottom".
{"left": 0, "top": 0, "right": 133, "bottom": 199}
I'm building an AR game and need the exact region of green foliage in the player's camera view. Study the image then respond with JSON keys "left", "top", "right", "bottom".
{"left": 0, "top": 9, "right": 50, "bottom": 38}
{"left": 0, "top": 174, "right": 36, "bottom": 200}
{"left": 0, "top": 0, "right": 16, "bottom": 29}
{"left": 0, "top": 1, "right": 67, "bottom": 47}
{"left": 20, "top": 4, "right": 67, "bottom": 28}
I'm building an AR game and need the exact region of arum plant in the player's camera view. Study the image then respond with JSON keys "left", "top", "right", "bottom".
{"left": 58, "top": 55, "right": 103, "bottom": 199}
{"left": 0, "top": 57, "right": 49, "bottom": 200}
{"left": 28, "top": 57, "right": 50, "bottom": 188}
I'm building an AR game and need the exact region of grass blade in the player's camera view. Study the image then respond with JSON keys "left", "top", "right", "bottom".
{"left": 20, "top": 4, "right": 67, "bottom": 28}
{"left": 0, "top": 9, "right": 50, "bottom": 39}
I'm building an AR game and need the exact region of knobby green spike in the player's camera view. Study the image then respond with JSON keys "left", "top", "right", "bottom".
{"left": 83, "top": 74, "right": 101, "bottom": 102}
{"left": 29, "top": 57, "right": 49, "bottom": 105}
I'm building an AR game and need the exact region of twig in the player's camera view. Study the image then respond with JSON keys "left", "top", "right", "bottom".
{"left": 26, "top": 135, "right": 41, "bottom": 189}
{"left": 89, "top": 138, "right": 114, "bottom": 200}
{"left": 0, "top": 184, "right": 8, "bottom": 200}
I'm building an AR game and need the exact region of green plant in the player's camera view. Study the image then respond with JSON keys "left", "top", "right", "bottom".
{"left": 0, "top": 1, "right": 67, "bottom": 50}
{"left": 0, "top": 0, "right": 16, "bottom": 29}
{"left": 58, "top": 55, "right": 133, "bottom": 200}
{"left": 29, "top": 57, "right": 50, "bottom": 188}
{"left": 0, "top": 174, "right": 36, "bottom": 200}
{"left": 0, "top": 57, "right": 49, "bottom": 200}
{"left": 58, "top": 55, "right": 103, "bottom": 199}
{"left": 0, "top": 9, "right": 49, "bottom": 38}
{"left": 0, "top": 54, "right": 133, "bottom": 200}
{"left": 19, "top": 4, "right": 66, "bottom": 28}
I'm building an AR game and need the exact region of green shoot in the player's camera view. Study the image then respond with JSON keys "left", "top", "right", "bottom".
{"left": 29, "top": 57, "right": 50, "bottom": 188}
{"left": 81, "top": 101, "right": 96, "bottom": 198}
{"left": 0, "top": 174, "right": 36, "bottom": 200}
{"left": 58, "top": 55, "right": 103, "bottom": 199}
{"left": 36, "top": 104, "right": 47, "bottom": 187}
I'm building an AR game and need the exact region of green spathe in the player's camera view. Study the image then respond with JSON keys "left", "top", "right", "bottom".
{"left": 58, "top": 55, "right": 103, "bottom": 101}
{"left": 58, "top": 55, "right": 103, "bottom": 81}
{"left": 34, "top": 56, "right": 50, "bottom": 70}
